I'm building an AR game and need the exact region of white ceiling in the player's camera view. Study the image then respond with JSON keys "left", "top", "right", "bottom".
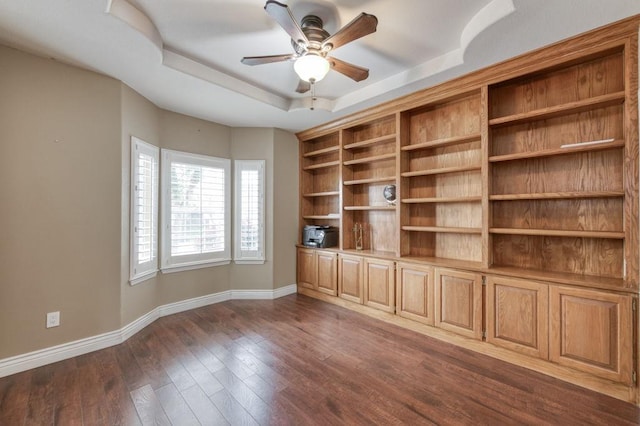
{"left": 0, "top": 0, "right": 638, "bottom": 132}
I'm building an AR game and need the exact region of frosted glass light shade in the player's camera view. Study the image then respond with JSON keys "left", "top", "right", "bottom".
{"left": 294, "top": 54, "right": 330, "bottom": 82}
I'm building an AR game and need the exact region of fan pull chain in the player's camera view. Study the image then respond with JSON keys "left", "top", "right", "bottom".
{"left": 310, "top": 78, "right": 316, "bottom": 110}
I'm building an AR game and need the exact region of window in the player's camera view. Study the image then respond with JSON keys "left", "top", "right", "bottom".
{"left": 161, "top": 149, "right": 231, "bottom": 272}
{"left": 234, "top": 160, "right": 265, "bottom": 264}
{"left": 130, "top": 137, "right": 159, "bottom": 284}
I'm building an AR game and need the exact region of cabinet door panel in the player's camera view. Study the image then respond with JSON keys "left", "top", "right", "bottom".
{"left": 396, "top": 263, "right": 434, "bottom": 325}
{"left": 550, "top": 286, "right": 633, "bottom": 384}
{"left": 364, "top": 258, "right": 395, "bottom": 312}
{"left": 487, "top": 276, "right": 548, "bottom": 359}
{"left": 435, "top": 268, "right": 483, "bottom": 340}
{"left": 338, "top": 254, "right": 363, "bottom": 303}
{"left": 297, "top": 248, "right": 316, "bottom": 290}
{"left": 316, "top": 251, "right": 338, "bottom": 296}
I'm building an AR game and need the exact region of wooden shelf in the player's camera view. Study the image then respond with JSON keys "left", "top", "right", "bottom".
{"left": 488, "top": 91, "right": 625, "bottom": 127}
{"left": 303, "top": 215, "right": 340, "bottom": 220}
{"left": 401, "top": 133, "right": 481, "bottom": 151}
{"left": 343, "top": 176, "right": 396, "bottom": 186}
{"left": 490, "top": 191, "right": 624, "bottom": 201}
{"left": 490, "top": 228, "right": 625, "bottom": 239}
{"left": 303, "top": 145, "right": 340, "bottom": 158}
{"left": 402, "top": 226, "right": 482, "bottom": 234}
{"left": 343, "top": 153, "right": 396, "bottom": 166}
{"left": 489, "top": 139, "right": 624, "bottom": 162}
{"left": 486, "top": 266, "right": 630, "bottom": 294}
{"left": 303, "top": 191, "right": 340, "bottom": 198}
{"left": 303, "top": 160, "right": 340, "bottom": 171}
{"left": 344, "top": 205, "right": 396, "bottom": 211}
{"left": 402, "top": 196, "right": 482, "bottom": 204}
{"left": 401, "top": 165, "right": 481, "bottom": 177}
{"left": 343, "top": 134, "right": 396, "bottom": 150}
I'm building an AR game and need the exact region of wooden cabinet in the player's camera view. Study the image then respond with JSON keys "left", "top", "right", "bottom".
{"left": 434, "top": 268, "right": 483, "bottom": 340}
{"left": 486, "top": 276, "right": 549, "bottom": 359}
{"left": 549, "top": 286, "right": 633, "bottom": 384}
{"left": 297, "top": 247, "right": 317, "bottom": 290}
{"left": 297, "top": 248, "right": 337, "bottom": 295}
{"left": 396, "top": 262, "right": 435, "bottom": 325}
{"left": 316, "top": 250, "right": 338, "bottom": 296}
{"left": 363, "top": 258, "right": 395, "bottom": 312}
{"left": 338, "top": 253, "right": 364, "bottom": 303}
{"left": 341, "top": 114, "right": 398, "bottom": 254}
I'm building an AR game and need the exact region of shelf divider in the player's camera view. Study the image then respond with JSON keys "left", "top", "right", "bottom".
{"left": 303, "top": 160, "right": 340, "bottom": 171}
{"left": 303, "top": 145, "right": 340, "bottom": 158}
{"left": 488, "top": 91, "right": 625, "bottom": 127}
{"left": 489, "top": 139, "right": 624, "bottom": 162}
{"left": 401, "top": 133, "right": 481, "bottom": 151}
{"left": 343, "top": 176, "right": 396, "bottom": 186}
{"left": 343, "top": 153, "right": 396, "bottom": 165}
{"left": 489, "top": 227, "right": 625, "bottom": 239}
{"left": 489, "top": 191, "right": 625, "bottom": 201}
{"left": 401, "top": 165, "right": 481, "bottom": 177}
{"left": 343, "top": 133, "right": 397, "bottom": 150}
{"left": 401, "top": 226, "right": 482, "bottom": 234}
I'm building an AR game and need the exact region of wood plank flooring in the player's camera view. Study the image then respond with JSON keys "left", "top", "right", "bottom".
{"left": 1, "top": 294, "right": 639, "bottom": 425}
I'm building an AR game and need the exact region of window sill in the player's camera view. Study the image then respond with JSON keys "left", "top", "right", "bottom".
{"left": 234, "top": 259, "right": 266, "bottom": 265}
{"left": 161, "top": 259, "right": 231, "bottom": 274}
{"left": 129, "top": 270, "right": 158, "bottom": 286}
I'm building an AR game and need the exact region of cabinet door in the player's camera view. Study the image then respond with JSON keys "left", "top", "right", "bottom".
{"left": 297, "top": 248, "right": 317, "bottom": 290}
{"left": 338, "top": 254, "right": 363, "bottom": 303}
{"left": 435, "top": 268, "right": 483, "bottom": 340}
{"left": 550, "top": 286, "right": 633, "bottom": 384}
{"left": 486, "top": 276, "right": 548, "bottom": 359}
{"left": 363, "top": 258, "right": 395, "bottom": 313}
{"left": 316, "top": 250, "right": 337, "bottom": 296}
{"left": 396, "top": 263, "right": 435, "bottom": 325}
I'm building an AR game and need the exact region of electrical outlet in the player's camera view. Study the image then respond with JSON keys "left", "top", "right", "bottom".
{"left": 46, "top": 311, "right": 60, "bottom": 328}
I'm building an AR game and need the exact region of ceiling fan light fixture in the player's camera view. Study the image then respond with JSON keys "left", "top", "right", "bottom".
{"left": 294, "top": 53, "right": 330, "bottom": 83}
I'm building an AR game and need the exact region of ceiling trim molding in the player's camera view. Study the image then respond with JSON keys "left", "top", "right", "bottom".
{"left": 460, "top": 0, "right": 515, "bottom": 56}
{"left": 289, "top": 96, "right": 335, "bottom": 112}
{"left": 106, "top": 0, "right": 515, "bottom": 114}
{"left": 332, "top": 0, "right": 515, "bottom": 112}
{"left": 105, "top": 0, "right": 162, "bottom": 51}
{"left": 162, "top": 48, "right": 292, "bottom": 111}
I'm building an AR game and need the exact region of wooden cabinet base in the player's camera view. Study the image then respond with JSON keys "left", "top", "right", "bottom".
{"left": 297, "top": 286, "right": 637, "bottom": 404}
{"left": 550, "top": 286, "right": 633, "bottom": 385}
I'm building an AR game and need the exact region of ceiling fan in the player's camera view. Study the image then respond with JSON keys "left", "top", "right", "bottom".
{"left": 241, "top": 0, "right": 378, "bottom": 94}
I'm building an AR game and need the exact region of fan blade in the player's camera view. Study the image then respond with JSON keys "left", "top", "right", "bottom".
{"left": 265, "top": 0, "right": 309, "bottom": 47}
{"left": 296, "top": 79, "right": 311, "bottom": 93}
{"left": 322, "top": 13, "right": 377, "bottom": 51}
{"left": 241, "top": 54, "right": 296, "bottom": 65}
{"left": 328, "top": 57, "right": 369, "bottom": 82}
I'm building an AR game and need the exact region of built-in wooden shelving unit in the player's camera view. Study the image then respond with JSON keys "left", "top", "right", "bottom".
{"left": 296, "top": 17, "right": 640, "bottom": 404}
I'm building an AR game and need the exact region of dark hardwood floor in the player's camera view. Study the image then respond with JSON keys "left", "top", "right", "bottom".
{"left": 1, "top": 294, "right": 639, "bottom": 425}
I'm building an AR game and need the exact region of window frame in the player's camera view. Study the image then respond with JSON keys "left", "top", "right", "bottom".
{"left": 160, "top": 149, "right": 231, "bottom": 273}
{"left": 234, "top": 160, "right": 266, "bottom": 264}
{"left": 129, "top": 137, "right": 159, "bottom": 285}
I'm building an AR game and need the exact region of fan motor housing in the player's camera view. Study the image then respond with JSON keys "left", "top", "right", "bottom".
{"left": 292, "top": 15, "right": 330, "bottom": 55}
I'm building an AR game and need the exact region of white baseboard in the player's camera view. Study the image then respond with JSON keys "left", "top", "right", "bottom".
{"left": 0, "top": 284, "right": 297, "bottom": 378}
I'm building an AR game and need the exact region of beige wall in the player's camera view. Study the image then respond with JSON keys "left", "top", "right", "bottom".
{"left": 0, "top": 45, "right": 122, "bottom": 358}
{"left": 0, "top": 44, "right": 299, "bottom": 361}
{"left": 273, "top": 129, "right": 299, "bottom": 289}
